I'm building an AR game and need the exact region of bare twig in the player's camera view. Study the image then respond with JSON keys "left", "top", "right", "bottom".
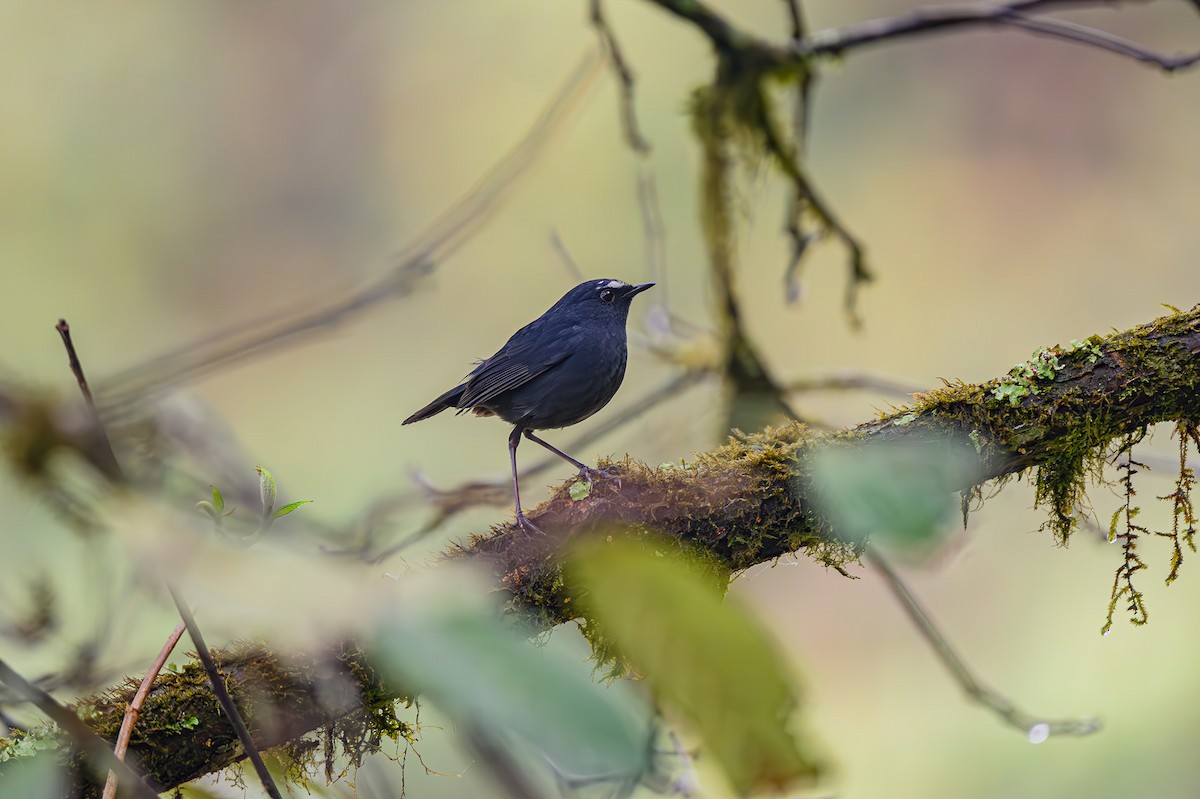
{"left": 0, "top": 659, "right": 160, "bottom": 799}
{"left": 590, "top": 0, "right": 652, "bottom": 152}
{"left": 55, "top": 323, "right": 281, "bottom": 799}
{"left": 101, "top": 622, "right": 188, "bottom": 799}
{"left": 784, "top": 369, "right": 926, "bottom": 399}
{"left": 56, "top": 319, "right": 99, "bottom": 409}
{"left": 802, "top": 1, "right": 1200, "bottom": 72}
{"left": 548, "top": 228, "right": 586, "bottom": 282}
{"left": 166, "top": 586, "right": 284, "bottom": 799}
{"left": 781, "top": 0, "right": 818, "bottom": 306}
{"left": 94, "top": 51, "right": 607, "bottom": 413}
{"left": 1000, "top": 13, "right": 1200, "bottom": 69}
{"left": 865, "top": 546, "right": 1101, "bottom": 739}
{"left": 637, "top": 169, "right": 668, "bottom": 309}
{"left": 55, "top": 319, "right": 122, "bottom": 478}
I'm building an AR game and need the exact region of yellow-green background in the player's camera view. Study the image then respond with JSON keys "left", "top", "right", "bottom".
{"left": 3, "top": 1, "right": 1200, "bottom": 797}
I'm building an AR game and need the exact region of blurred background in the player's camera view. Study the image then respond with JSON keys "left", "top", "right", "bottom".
{"left": 2, "top": 0, "right": 1200, "bottom": 797}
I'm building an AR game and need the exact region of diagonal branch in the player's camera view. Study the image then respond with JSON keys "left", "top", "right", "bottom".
{"left": 462, "top": 305, "right": 1200, "bottom": 618}
{"left": 8, "top": 305, "right": 1200, "bottom": 796}
{"left": 93, "top": 52, "right": 606, "bottom": 413}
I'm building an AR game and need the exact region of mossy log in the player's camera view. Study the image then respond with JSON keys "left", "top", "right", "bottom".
{"left": 5, "top": 305, "right": 1200, "bottom": 796}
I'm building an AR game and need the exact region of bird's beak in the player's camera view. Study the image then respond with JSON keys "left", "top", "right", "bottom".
{"left": 624, "top": 282, "right": 655, "bottom": 298}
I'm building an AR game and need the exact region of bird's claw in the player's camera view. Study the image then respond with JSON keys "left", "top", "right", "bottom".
{"left": 515, "top": 512, "right": 546, "bottom": 536}
{"left": 578, "top": 465, "right": 622, "bottom": 490}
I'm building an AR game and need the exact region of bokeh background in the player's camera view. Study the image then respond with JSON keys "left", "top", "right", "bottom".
{"left": 3, "top": 1, "right": 1200, "bottom": 797}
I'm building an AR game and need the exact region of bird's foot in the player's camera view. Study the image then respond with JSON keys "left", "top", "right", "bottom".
{"left": 578, "top": 464, "right": 622, "bottom": 490}
{"left": 515, "top": 511, "right": 546, "bottom": 536}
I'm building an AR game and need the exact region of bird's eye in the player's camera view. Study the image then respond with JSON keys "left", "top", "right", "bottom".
{"left": 599, "top": 288, "right": 615, "bottom": 303}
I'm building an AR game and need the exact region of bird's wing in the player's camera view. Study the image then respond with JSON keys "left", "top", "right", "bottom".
{"left": 456, "top": 345, "right": 570, "bottom": 410}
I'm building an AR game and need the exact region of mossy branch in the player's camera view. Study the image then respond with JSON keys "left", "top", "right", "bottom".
{"left": 461, "top": 305, "right": 1200, "bottom": 625}
{"left": 7, "top": 306, "right": 1200, "bottom": 796}
{"left": 0, "top": 644, "right": 408, "bottom": 799}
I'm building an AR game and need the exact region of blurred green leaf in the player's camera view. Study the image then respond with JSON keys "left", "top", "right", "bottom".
{"left": 373, "top": 590, "right": 649, "bottom": 781}
{"left": 813, "top": 440, "right": 980, "bottom": 552}
{"left": 211, "top": 486, "right": 224, "bottom": 515}
{"left": 0, "top": 749, "right": 63, "bottom": 798}
{"left": 255, "top": 467, "right": 277, "bottom": 516}
{"left": 272, "top": 500, "right": 311, "bottom": 520}
{"left": 569, "top": 539, "right": 821, "bottom": 796}
{"left": 569, "top": 480, "right": 591, "bottom": 501}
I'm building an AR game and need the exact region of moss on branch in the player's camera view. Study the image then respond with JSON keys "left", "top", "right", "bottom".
{"left": 458, "top": 305, "right": 1200, "bottom": 625}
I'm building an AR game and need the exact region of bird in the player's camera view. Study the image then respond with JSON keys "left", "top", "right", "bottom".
{"left": 403, "top": 278, "right": 654, "bottom": 533}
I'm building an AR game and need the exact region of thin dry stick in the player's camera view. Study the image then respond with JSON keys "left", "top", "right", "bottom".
{"left": 56, "top": 319, "right": 122, "bottom": 478}
{"left": 784, "top": 369, "right": 926, "bottom": 399}
{"left": 801, "top": 0, "right": 1200, "bottom": 70}
{"left": 0, "top": 659, "right": 160, "bottom": 799}
{"left": 590, "top": 0, "right": 651, "bottom": 152}
{"left": 864, "top": 545, "right": 1101, "bottom": 739}
{"left": 101, "top": 621, "right": 187, "bottom": 799}
{"left": 548, "top": 228, "right": 586, "bottom": 282}
{"left": 166, "top": 585, "right": 284, "bottom": 799}
{"left": 54, "top": 321, "right": 283, "bottom": 799}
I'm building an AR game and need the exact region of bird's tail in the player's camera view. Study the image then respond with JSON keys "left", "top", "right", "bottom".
{"left": 402, "top": 384, "right": 466, "bottom": 425}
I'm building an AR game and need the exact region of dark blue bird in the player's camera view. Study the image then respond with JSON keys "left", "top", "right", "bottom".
{"left": 403, "top": 278, "right": 654, "bottom": 532}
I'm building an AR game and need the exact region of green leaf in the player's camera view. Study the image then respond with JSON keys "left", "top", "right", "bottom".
{"left": 255, "top": 467, "right": 276, "bottom": 516}
{"left": 569, "top": 480, "right": 592, "bottom": 501}
{"left": 272, "top": 500, "right": 311, "bottom": 520}
{"left": 568, "top": 539, "right": 822, "bottom": 795}
{"left": 813, "top": 440, "right": 980, "bottom": 552}
{"left": 372, "top": 586, "right": 649, "bottom": 781}
{"left": 0, "top": 749, "right": 62, "bottom": 797}
{"left": 211, "top": 486, "right": 225, "bottom": 514}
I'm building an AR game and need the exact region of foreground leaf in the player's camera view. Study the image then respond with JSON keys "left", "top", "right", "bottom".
{"left": 372, "top": 575, "right": 649, "bottom": 781}
{"left": 569, "top": 539, "right": 822, "bottom": 795}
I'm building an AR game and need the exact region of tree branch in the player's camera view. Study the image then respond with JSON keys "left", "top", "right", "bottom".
{"left": 8, "top": 306, "right": 1200, "bottom": 795}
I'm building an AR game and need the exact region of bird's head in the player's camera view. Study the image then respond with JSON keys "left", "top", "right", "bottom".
{"left": 553, "top": 279, "right": 655, "bottom": 323}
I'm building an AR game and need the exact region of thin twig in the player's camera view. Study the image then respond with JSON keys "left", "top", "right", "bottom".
{"left": 784, "top": 369, "right": 926, "bottom": 399}
{"left": 94, "top": 51, "right": 607, "bottom": 412}
{"left": 865, "top": 545, "right": 1101, "bottom": 739}
{"left": 56, "top": 319, "right": 99, "bottom": 409}
{"left": 548, "top": 228, "right": 586, "bottom": 282}
{"left": 802, "top": 0, "right": 1200, "bottom": 72}
{"left": 0, "top": 658, "right": 160, "bottom": 799}
{"left": 55, "top": 322, "right": 282, "bottom": 799}
{"left": 782, "top": 0, "right": 816, "bottom": 305}
{"left": 1001, "top": 13, "right": 1200, "bottom": 70}
{"left": 590, "top": 0, "right": 652, "bottom": 152}
{"left": 637, "top": 169, "right": 667, "bottom": 305}
{"left": 166, "top": 585, "right": 284, "bottom": 799}
{"left": 101, "top": 621, "right": 187, "bottom": 799}
{"left": 55, "top": 319, "right": 123, "bottom": 478}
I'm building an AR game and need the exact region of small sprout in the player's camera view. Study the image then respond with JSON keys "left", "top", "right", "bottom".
{"left": 569, "top": 480, "right": 592, "bottom": 501}
{"left": 256, "top": 467, "right": 277, "bottom": 518}
{"left": 196, "top": 486, "right": 235, "bottom": 528}
{"left": 273, "top": 500, "right": 311, "bottom": 520}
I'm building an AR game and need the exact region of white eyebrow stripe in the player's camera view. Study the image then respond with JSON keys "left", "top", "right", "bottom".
{"left": 603, "top": 280, "right": 627, "bottom": 289}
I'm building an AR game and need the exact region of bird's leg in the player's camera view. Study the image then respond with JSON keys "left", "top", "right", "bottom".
{"left": 523, "top": 430, "right": 621, "bottom": 488}
{"left": 509, "top": 427, "right": 544, "bottom": 535}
